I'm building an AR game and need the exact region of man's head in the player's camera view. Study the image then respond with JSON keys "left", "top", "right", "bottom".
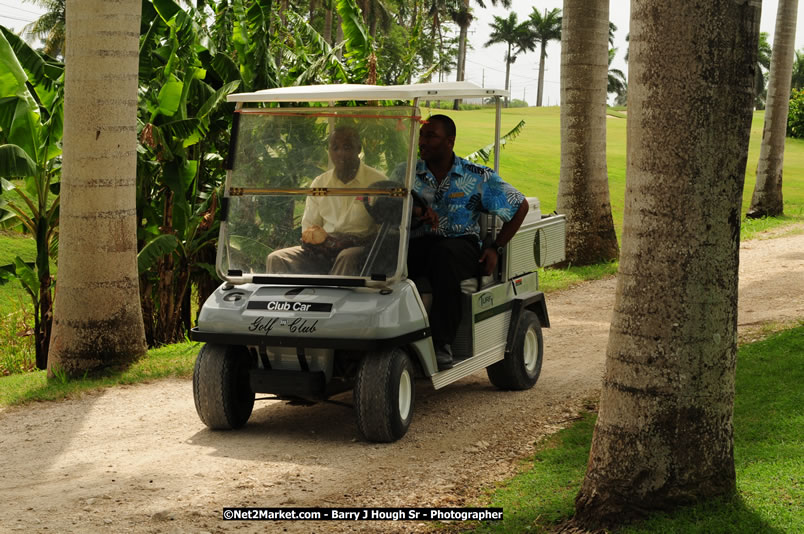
{"left": 419, "top": 114, "right": 456, "bottom": 165}
{"left": 328, "top": 126, "right": 362, "bottom": 182}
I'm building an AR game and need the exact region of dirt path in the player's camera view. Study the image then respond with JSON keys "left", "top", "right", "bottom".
{"left": 2, "top": 229, "right": 803, "bottom": 534}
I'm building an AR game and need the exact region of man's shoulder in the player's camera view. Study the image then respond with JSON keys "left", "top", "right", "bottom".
{"left": 310, "top": 169, "right": 334, "bottom": 187}
{"left": 363, "top": 164, "right": 388, "bottom": 179}
{"left": 454, "top": 156, "right": 492, "bottom": 179}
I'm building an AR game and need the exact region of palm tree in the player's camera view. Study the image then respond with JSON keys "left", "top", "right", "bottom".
{"left": 748, "top": 0, "right": 799, "bottom": 218}
{"left": 607, "top": 47, "right": 627, "bottom": 102}
{"left": 451, "top": 0, "right": 511, "bottom": 109}
{"left": 570, "top": 1, "right": 760, "bottom": 529}
{"left": 556, "top": 0, "right": 618, "bottom": 265}
{"left": 755, "top": 32, "right": 772, "bottom": 109}
{"left": 23, "top": 0, "right": 65, "bottom": 57}
{"left": 484, "top": 12, "right": 535, "bottom": 107}
{"left": 528, "top": 7, "right": 562, "bottom": 107}
{"left": 48, "top": 0, "right": 147, "bottom": 377}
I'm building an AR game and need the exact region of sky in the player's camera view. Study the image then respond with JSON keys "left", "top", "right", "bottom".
{"left": 1, "top": 0, "right": 803, "bottom": 106}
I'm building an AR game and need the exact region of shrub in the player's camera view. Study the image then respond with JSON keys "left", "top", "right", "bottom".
{"left": 786, "top": 88, "right": 804, "bottom": 138}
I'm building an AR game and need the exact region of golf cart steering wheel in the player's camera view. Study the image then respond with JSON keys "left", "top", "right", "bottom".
{"left": 362, "top": 180, "right": 406, "bottom": 224}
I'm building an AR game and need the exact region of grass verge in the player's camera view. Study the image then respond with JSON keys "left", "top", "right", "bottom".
{"left": 458, "top": 324, "right": 804, "bottom": 534}
{"left": 0, "top": 341, "right": 200, "bottom": 407}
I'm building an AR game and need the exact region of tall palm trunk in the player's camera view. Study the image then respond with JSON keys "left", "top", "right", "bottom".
{"left": 571, "top": 1, "right": 759, "bottom": 529}
{"left": 453, "top": 0, "right": 470, "bottom": 110}
{"left": 324, "top": 4, "right": 333, "bottom": 44}
{"left": 503, "top": 44, "right": 512, "bottom": 107}
{"left": 556, "top": 0, "right": 618, "bottom": 265}
{"left": 748, "top": 0, "right": 798, "bottom": 218}
{"left": 48, "top": 0, "right": 147, "bottom": 377}
{"left": 537, "top": 40, "right": 547, "bottom": 106}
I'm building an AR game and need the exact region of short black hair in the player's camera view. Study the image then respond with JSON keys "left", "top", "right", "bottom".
{"left": 329, "top": 126, "right": 361, "bottom": 147}
{"left": 426, "top": 114, "right": 456, "bottom": 138}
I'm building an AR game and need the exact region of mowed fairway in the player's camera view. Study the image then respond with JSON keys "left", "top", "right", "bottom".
{"left": 424, "top": 105, "right": 804, "bottom": 234}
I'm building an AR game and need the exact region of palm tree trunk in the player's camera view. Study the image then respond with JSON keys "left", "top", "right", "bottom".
{"left": 557, "top": 0, "right": 618, "bottom": 265}
{"left": 503, "top": 45, "right": 512, "bottom": 108}
{"left": 454, "top": 18, "right": 469, "bottom": 110}
{"left": 324, "top": 4, "right": 333, "bottom": 44}
{"left": 748, "top": 0, "right": 798, "bottom": 218}
{"left": 48, "top": 0, "right": 147, "bottom": 377}
{"left": 571, "top": 1, "right": 759, "bottom": 529}
{"left": 537, "top": 41, "right": 547, "bottom": 106}
{"left": 336, "top": 14, "right": 344, "bottom": 59}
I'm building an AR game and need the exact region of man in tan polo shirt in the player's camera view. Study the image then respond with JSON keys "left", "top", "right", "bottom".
{"left": 266, "top": 126, "right": 386, "bottom": 275}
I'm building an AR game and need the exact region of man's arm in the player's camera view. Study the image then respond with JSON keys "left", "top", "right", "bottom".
{"left": 479, "top": 200, "right": 529, "bottom": 275}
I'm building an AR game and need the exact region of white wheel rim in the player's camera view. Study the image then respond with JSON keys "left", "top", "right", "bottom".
{"left": 523, "top": 327, "right": 538, "bottom": 374}
{"left": 398, "top": 369, "right": 412, "bottom": 421}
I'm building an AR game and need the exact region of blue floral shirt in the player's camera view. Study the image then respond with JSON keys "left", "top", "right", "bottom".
{"left": 412, "top": 155, "right": 525, "bottom": 243}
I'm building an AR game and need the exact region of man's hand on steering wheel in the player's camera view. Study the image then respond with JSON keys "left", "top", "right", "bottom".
{"left": 413, "top": 205, "right": 439, "bottom": 230}
{"left": 410, "top": 189, "right": 438, "bottom": 230}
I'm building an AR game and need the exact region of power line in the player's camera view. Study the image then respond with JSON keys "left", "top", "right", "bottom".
{"left": 0, "top": 13, "right": 36, "bottom": 23}
{"left": 0, "top": 1, "right": 42, "bottom": 15}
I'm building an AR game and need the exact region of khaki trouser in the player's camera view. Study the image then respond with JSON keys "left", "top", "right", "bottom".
{"left": 265, "top": 245, "right": 367, "bottom": 276}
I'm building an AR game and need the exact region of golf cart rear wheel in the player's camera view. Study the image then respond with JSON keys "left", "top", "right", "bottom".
{"left": 487, "top": 310, "right": 543, "bottom": 390}
{"left": 354, "top": 348, "right": 415, "bottom": 442}
{"left": 193, "top": 344, "right": 255, "bottom": 430}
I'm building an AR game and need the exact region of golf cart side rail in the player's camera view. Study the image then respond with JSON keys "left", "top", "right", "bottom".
{"left": 189, "top": 327, "right": 431, "bottom": 351}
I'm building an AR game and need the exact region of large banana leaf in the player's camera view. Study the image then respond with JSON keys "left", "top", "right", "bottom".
{"left": 0, "top": 27, "right": 62, "bottom": 106}
{"left": 337, "top": 0, "right": 369, "bottom": 57}
{"left": 196, "top": 80, "right": 240, "bottom": 119}
{"left": 0, "top": 32, "right": 42, "bottom": 163}
{"left": 156, "top": 76, "right": 184, "bottom": 117}
{"left": 0, "top": 257, "right": 39, "bottom": 301}
{"left": 137, "top": 233, "right": 181, "bottom": 274}
{"left": 0, "top": 144, "right": 37, "bottom": 177}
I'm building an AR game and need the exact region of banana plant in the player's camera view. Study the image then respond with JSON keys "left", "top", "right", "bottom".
{"left": 0, "top": 27, "right": 64, "bottom": 369}
{"left": 136, "top": 0, "right": 245, "bottom": 344}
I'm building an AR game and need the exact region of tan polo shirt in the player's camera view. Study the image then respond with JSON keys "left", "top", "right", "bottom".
{"left": 301, "top": 162, "right": 387, "bottom": 237}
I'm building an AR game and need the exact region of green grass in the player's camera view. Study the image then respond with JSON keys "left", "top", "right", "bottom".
{"left": 0, "top": 231, "right": 38, "bottom": 375}
{"left": 463, "top": 325, "right": 804, "bottom": 534}
{"left": 538, "top": 261, "right": 619, "bottom": 293}
{"left": 0, "top": 341, "right": 201, "bottom": 406}
{"left": 741, "top": 214, "right": 804, "bottom": 240}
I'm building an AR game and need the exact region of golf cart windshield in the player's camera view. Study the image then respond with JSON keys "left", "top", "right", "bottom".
{"left": 219, "top": 106, "right": 418, "bottom": 284}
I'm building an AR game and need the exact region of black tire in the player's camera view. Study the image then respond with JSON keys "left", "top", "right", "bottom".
{"left": 487, "top": 310, "right": 543, "bottom": 390}
{"left": 193, "top": 344, "right": 255, "bottom": 430}
{"left": 354, "top": 348, "right": 415, "bottom": 442}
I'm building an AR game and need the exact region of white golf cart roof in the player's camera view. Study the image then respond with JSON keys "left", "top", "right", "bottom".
{"left": 227, "top": 81, "right": 509, "bottom": 103}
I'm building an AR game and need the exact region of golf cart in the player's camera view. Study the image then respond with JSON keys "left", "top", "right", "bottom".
{"left": 190, "top": 82, "right": 566, "bottom": 442}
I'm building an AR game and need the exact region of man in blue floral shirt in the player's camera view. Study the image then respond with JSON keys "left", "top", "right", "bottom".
{"left": 410, "top": 115, "right": 528, "bottom": 370}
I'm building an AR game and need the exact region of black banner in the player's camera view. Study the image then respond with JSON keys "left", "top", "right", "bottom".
{"left": 222, "top": 507, "right": 503, "bottom": 521}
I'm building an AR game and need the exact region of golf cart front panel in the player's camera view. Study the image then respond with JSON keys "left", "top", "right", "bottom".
{"left": 194, "top": 279, "right": 430, "bottom": 348}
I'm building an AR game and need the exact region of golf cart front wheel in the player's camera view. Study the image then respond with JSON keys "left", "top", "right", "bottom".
{"left": 193, "top": 344, "right": 255, "bottom": 429}
{"left": 354, "top": 348, "right": 415, "bottom": 442}
{"left": 487, "top": 310, "right": 543, "bottom": 390}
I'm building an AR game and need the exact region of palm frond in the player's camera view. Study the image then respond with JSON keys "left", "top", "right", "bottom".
{"left": 465, "top": 120, "right": 526, "bottom": 164}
